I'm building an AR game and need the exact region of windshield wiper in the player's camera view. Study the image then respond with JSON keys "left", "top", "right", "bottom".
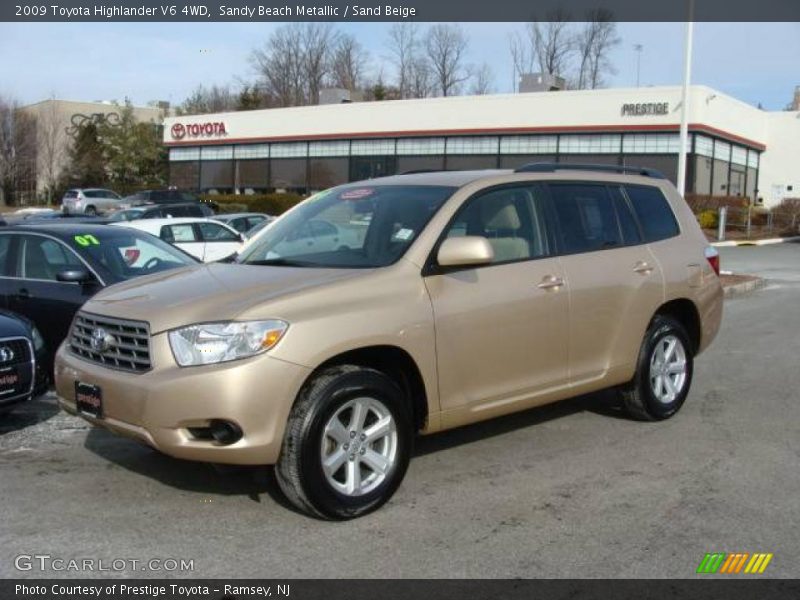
{"left": 244, "top": 258, "right": 319, "bottom": 267}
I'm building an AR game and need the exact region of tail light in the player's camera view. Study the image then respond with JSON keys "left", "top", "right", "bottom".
{"left": 704, "top": 246, "right": 720, "bottom": 276}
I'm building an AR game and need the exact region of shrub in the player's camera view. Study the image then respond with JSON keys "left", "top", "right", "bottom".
{"left": 697, "top": 209, "right": 717, "bottom": 229}
{"left": 685, "top": 194, "right": 749, "bottom": 213}
{"left": 201, "top": 192, "right": 303, "bottom": 216}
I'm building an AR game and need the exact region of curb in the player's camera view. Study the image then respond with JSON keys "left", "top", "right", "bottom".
{"left": 712, "top": 235, "right": 800, "bottom": 248}
{"left": 723, "top": 277, "right": 766, "bottom": 298}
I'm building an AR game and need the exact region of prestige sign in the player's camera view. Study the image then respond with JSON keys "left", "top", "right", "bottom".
{"left": 621, "top": 102, "right": 669, "bottom": 116}
{"left": 170, "top": 121, "right": 227, "bottom": 140}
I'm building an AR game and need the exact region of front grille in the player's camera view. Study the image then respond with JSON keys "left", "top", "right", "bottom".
{"left": 0, "top": 338, "right": 32, "bottom": 367}
{"left": 0, "top": 337, "right": 33, "bottom": 400}
{"left": 70, "top": 312, "right": 152, "bottom": 373}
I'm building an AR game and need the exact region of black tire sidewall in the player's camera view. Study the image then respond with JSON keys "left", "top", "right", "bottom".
{"left": 637, "top": 317, "right": 694, "bottom": 420}
{"left": 298, "top": 370, "right": 412, "bottom": 519}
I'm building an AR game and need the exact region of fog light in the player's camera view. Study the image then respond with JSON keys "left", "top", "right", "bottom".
{"left": 208, "top": 420, "right": 243, "bottom": 445}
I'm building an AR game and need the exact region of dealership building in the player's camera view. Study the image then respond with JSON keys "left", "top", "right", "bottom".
{"left": 163, "top": 84, "right": 800, "bottom": 206}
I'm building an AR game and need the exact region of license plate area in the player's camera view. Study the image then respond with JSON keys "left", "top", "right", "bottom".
{"left": 75, "top": 381, "right": 103, "bottom": 418}
{"left": 0, "top": 366, "right": 20, "bottom": 396}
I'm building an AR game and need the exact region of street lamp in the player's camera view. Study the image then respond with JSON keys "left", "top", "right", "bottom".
{"left": 676, "top": 1, "right": 695, "bottom": 197}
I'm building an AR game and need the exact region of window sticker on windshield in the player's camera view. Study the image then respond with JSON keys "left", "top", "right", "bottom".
{"left": 393, "top": 228, "right": 415, "bottom": 242}
{"left": 339, "top": 188, "right": 375, "bottom": 201}
{"left": 74, "top": 234, "right": 100, "bottom": 247}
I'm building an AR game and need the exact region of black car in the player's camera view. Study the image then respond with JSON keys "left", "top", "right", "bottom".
{"left": 0, "top": 223, "right": 198, "bottom": 374}
{"left": 0, "top": 309, "right": 47, "bottom": 414}
{"left": 108, "top": 202, "right": 214, "bottom": 222}
{"left": 124, "top": 189, "right": 218, "bottom": 212}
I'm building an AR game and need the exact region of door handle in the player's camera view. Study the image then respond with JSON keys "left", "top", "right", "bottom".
{"left": 633, "top": 261, "right": 654, "bottom": 275}
{"left": 14, "top": 288, "right": 32, "bottom": 300}
{"left": 537, "top": 275, "right": 564, "bottom": 290}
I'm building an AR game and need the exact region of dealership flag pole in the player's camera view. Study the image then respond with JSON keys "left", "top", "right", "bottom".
{"left": 676, "top": 0, "right": 694, "bottom": 197}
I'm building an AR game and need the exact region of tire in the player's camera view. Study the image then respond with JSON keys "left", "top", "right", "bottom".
{"left": 619, "top": 315, "right": 694, "bottom": 421}
{"left": 84, "top": 205, "right": 97, "bottom": 216}
{"left": 275, "top": 365, "right": 412, "bottom": 519}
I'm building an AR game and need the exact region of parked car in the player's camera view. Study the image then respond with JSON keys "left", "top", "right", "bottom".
{"left": 0, "top": 309, "right": 48, "bottom": 414}
{"left": 108, "top": 202, "right": 214, "bottom": 222}
{"left": 54, "top": 165, "right": 723, "bottom": 519}
{"left": 124, "top": 189, "right": 218, "bottom": 212}
{"left": 212, "top": 213, "right": 273, "bottom": 235}
{"left": 0, "top": 223, "right": 198, "bottom": 375}
{"left": 61, "top": 189, "right": 125, "bottom": 215}
{"left": 113, "top": 218, "right": 244, "bottom": 262}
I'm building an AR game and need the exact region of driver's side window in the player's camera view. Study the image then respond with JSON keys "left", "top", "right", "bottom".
{"left": 443, "top": 186, "right": 549, "bottom": 265}
{"left": 18, "top": 235, "right": 83, "bottom": 281}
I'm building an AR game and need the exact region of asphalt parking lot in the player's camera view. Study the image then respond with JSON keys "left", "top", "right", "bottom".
{"left": 1, "top": 242, "right": 798, "bottom": 579}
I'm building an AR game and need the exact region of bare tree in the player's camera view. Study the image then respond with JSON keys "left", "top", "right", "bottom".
{"left": 36, "top": 95, "right": 65, "bottom": 202}
{"left": 532, "top": 11, "right": 575, "bottom": 76}
{"left": 387, "top": 23, "right": 420, "bottom": 98}
{"left": 407, "top": 56, "right": 434, "bottom": 98}
{"left": 469, "top": 63, "right": 495, "bottom": 95}
{"left": 425, "top": 24, "right": 470, "bottom": 97}
{"left": 176, "top": 84, "right": 237, "bottom": 115}
{"left": 586, "top": 11, "right": 620, "bottom": 89}
{"left": 302, "top": 23, "right": 338, "bottom": 105}
{"left": 252, "top": 24, "right": 306, "bottom": 107}
{"left": 330, "top": 34, "right": 369, "bottom": 91}
{"left": 509, "top": 30, "right": 537, "bottom": 91}
{"left": 252, "top": 23, "right": 338, "bottom": 106}
{"left": 0, "top": 96, "right": 37, "bottom": 206}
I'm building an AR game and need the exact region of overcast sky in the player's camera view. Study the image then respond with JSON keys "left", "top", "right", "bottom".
{"left": 0, "top": 21, "right": 798, "bottom": 110}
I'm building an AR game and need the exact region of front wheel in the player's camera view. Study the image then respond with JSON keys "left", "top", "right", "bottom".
{"left": 275, "top": 365, "right": 412, "bottom": 519}
{"left": 619, "top": 315, "right": 694, "bottom": 421}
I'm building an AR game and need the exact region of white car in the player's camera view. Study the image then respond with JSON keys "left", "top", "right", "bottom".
{"left": 112, "top": 218, "right": 244, "bottom": 262}
{"left": 267, "top": 218, "right": 361, "bottom": 258}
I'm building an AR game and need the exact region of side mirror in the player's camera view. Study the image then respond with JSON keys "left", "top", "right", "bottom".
{"left": 437, "top": 236, "right": 494, "bottom": 268}
{"left": 56, "top": 268, "right": 94, "bottom": 284}
{"left": 238, "top": 233, "right": 246, "bottom": 243}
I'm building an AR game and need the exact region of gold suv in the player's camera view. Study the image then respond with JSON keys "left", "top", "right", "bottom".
{"left": 55, "top": 165, "right": 723, "bottom": 519}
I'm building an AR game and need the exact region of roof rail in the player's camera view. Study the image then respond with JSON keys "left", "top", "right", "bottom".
{"left": 514, "top": 162, "right": 666, "bottom": 179}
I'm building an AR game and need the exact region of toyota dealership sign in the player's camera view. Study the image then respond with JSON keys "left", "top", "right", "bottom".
{"left": 170, "top": 121, "right": 228, "bottom": 140}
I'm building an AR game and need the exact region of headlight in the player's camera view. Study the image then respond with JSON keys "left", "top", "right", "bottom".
{"left": 31, "top": 327, "right": 45, "bottom": 352}
{"left": 168, "top": 320, "right": 288, "bottom": 367}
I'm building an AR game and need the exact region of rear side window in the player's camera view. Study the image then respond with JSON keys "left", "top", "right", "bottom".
{"left": 0, "top": 235, "right": 13, "bottom": 276}
{"left": 549, "top": 184, "right": 622, "bottom": 254}
{"left": 161, "top": 224, "right": 197, "bottom": 243}
{"left": 625, "top": 185, "right": 680, "bottom": 242}
{"left": 609, "top": 187, "right": 642, "bottom": 245}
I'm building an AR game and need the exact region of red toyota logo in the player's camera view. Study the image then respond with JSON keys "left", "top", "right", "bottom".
{"left": 171, "top": 123, "right": 186, "bottom": 140}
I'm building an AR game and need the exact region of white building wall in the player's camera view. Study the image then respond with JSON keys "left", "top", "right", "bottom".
{"left": 758, "top": 111, "right": 800, "bottom": 205}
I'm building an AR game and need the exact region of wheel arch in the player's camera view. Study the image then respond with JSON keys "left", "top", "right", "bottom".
{"left": 653, "top": 298, "right": 702, "bottom": 355}
{"left": 310, "top": 345, "right": 430, "bottom": 432}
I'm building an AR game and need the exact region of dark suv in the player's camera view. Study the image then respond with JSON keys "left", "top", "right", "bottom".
{"left": 109, "top": 203, "right": 214, "bottom": 222}
{"left": 125, "top": 189, "right": 204, "bottom": 205}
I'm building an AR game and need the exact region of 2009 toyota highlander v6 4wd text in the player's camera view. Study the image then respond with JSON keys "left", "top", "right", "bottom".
{"left": 55, "top": 164, "right": 723, "bottom": 519}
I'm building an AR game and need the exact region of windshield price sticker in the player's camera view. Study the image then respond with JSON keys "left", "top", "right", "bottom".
{"left": 74, "top": 234, "right": 100, "bottom": 247}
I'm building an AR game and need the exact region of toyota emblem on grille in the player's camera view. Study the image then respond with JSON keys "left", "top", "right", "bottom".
{"left": 0, "top": 346, "right": 14, "bottom": 362}
{"left": 90, "top": 328, "right": 114, "bottom": 353}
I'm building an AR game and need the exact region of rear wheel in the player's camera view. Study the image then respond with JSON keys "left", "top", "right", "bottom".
{"left": 275, "top": 365, "right": 412, "bottom": 519}
{"left": 619, "top": 315, "right": 693, "bottom": 421}
{"left": 84, "top": 205, "right": 97, "bottom": 216}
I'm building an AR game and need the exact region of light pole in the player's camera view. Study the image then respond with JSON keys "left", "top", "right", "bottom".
{"left": 676, "top": 1, "right": 695, "bottom": 197}
{"left": 634, "top": 44, "right": 643, "bottom": 87}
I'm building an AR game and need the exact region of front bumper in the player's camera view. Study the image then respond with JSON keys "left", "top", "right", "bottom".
{"left": 54, "top": 340, "right": 311, "bottom": 465}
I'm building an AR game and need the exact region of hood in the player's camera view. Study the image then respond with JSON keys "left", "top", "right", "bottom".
{"left": 83, "top": 263, "right": 368, "bottom": 334}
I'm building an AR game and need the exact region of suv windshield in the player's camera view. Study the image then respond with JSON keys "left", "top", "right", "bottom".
{"left": 238, "top": 185, "right": 455, "bottom": 268}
